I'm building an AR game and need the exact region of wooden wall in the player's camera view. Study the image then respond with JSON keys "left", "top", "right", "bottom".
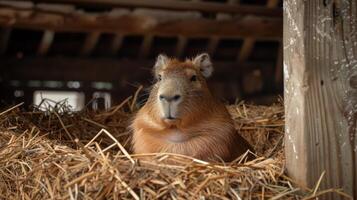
{"left": 284, "top": 0, "right": 357, "bottom": 199}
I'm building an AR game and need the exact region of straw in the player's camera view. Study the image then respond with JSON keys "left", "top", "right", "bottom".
{"left": 0, "top": 95, "right": 350, "bottom": 199}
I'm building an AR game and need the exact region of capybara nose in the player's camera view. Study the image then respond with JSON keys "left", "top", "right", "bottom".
{"left": 159, "top": 94, "right": 181, "bottom": 102}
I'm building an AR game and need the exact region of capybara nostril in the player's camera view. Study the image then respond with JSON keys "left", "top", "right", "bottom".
{"left": 159, "top": 94, "right": 181, "bottom": 102}
{"left": 173, "top": 95, "right": 181, "bottom": 101}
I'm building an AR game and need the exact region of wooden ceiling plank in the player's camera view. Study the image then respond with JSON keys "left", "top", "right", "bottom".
{"left": 237, "top": 0, "right": 281, "bottom": 62}
{"left": 207, "top": 0, "right": 239, "bottom": 57}
{"left": 80, "top": 32, "right": 101, "bottom": 56}
{"left": 237, "top": 37, "right": 255, "bottom": 62}
{"left": 175, "top": 36, "right": 187, "bottom": 58}
{"left": 0, "top": 57, "right": 275, "bottom": 81}
{"left": 37, "top": 30, "right": 55, "bottom": 56}
{"left": 207, "top": 37, "right": 219, "bottom": 56}
{"left": 274, "top": 40, "right": 283, "bottom": 87}
{"left": 172, "top": 0, "right": 201, "bottom": 58}
{"left": 0, "top": 27, "right": 11, "bottom": 54}
{"left": 0, "top": 6, "right": 282, "bottom": 39}
{"left": 139, "top": 34, "right": 153, "bottom": 59}
{"left": 12, "top": 0, "right": 283, "bottom": 17}
{"left": 110, "top": 34, "right": 124, "bottom": 55}
{"left": 266, "top": 0, "right": 280, "bottom": 8}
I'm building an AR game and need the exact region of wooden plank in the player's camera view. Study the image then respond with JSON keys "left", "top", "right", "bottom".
{"left": 207, "top": 37, "right": 219, "bottom": 55}
{"left": 237, "top": 37, "right": 255, "bottom": 62}
{"left": 110, "top": 34, "right": 123, "bottom": 55}
{"left": 266, "top": 0, "right": 280, "bottom": 8}
{"left": 237, "top": 0, "right": 280, "bottom": 62}
{"left": 284, "top": 0, "right": 357, "bottom": 199}
{"left": 0, "top": 57, "right": 273, "bottom": 81}
{"left": 216, "top": 0, "right": 239, "bottom": 20}
{"left": 15, "top": 0, "right": 283, "bottom": 17}
{"left": 206, "top": 0, "right": 239, "bottom": 55}
{"left": 139, "top": 35, "right": 153, "bottom": 59}
{"left": 172, "top": 0, "right": 200, "bottom": 58}
{"left": 274, "top": 40, "right": 283, "bottom": 88}
{"left": 80, "top": 32, "right": 101, "bottom": 56}
{"left": 37, "top": 30, "right": 54, "bottom": 55}
{"left": 0, "top": 27, "right": 11, "bottom": 54}
{"left": 0, "top": 6, "right": 282, "bottom": 39}
{"left": 175, "top": 36, "right": 187, "bottom": 58}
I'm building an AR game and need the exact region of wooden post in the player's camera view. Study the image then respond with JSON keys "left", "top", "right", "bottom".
{"left": 37, "top": 30, "right": 55, "bottom": 56}
{"left": 284, "top": 0, "right": 357, "bottom": 199}
{"left": 80, "top": 32, "right": 101, "bottom": 56}
{"left": 0, "top": 28, "right": 11, "bottom": 54}
{"left": 110, "top": 34, "right": 124, "bottom": 55}
{"left": 237, "top": 0, "right": 280, "bottom": 62}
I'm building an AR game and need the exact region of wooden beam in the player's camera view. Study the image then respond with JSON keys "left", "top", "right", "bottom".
{"left": 0, "top": 57, "right": 273, "bottom": 82}
{"left": 172, "top": 0, "right": 200, "bottom": 58}
{"left": 139, "top": 35, "right": 153, "bottom": 59}
{"left": 216, "top": 0, "right": 239, "bottom": 20}
{"left": 0, "top": 27, "right": 11, "bottom": 54}
{"left": 266, "top": 0, "right": 280, "bottom": 8}
{"left": 175, "top": 36, "right": 187, "bottom": 58}
{"left": 238, "top": 37, "right": 255, "bottom": 62}
{"left": 37, "top": 30, "right": 54, "bottom": 55}
{"left": 0, "top": 6, "right": 282, "bottom": 39}
{"left": 207, "top": 37, "right": 219, "bottom": 56}
{"left": 206, "top": 0, "right": 239, "bottom": 56}
{"left": 284, "top": 0, "right": 357, "bottom": 199}
{"left": 17, "top": 0, "right": 283, "bottom": 17}
{"left": 237, "top": 0, "right": 280, "bottom": 62}
{"left": 80, "top": 32, "right": 101, "bottom": 56}
{"left": 110, "top": 34, "right": 124, "bottom": 55}
{"left": 274, "top": 40, "right": 282, "bottom": 89}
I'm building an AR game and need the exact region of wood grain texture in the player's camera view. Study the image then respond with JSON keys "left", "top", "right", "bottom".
{"left": 139, "top": 35, "right": 153, "bottom": 59}
{"left": 274, "top": 40, "right": 283, "bottom": 88}
{"left": 37, "top": 30, "right": 54, "bottom": 56}
{"left": 0, "top": 57, "right": 273, "bottom": 82}
{"left": 237, "top": 0, "right": 281, "bottom": 62}
{"left": 284, "top": 0, "right": 357, "bottom": 199}
{"left": 15, "top": 0, "right": 282, "bottom": 17}
{"left": 80, "top": 32, "right": 101, "bottom": 56}
{"left": 110, "top": 34, "right": 124, "bottom": 55}
{"left": 0, "top": 27, "right": 10, "bottom": 54}
{"left": 0, "top": 5, "right": 282, "bottom": 39}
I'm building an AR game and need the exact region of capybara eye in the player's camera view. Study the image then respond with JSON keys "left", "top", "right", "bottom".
{"left": 190, "top": 75, "right": 197, "bottom": 82}
{"left": 157, "top": 75, "right": 162, "bottom": 81}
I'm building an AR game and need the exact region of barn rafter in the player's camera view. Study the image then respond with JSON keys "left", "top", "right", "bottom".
{"left": 0, "top": 0, "right": 283, "bottom": 105}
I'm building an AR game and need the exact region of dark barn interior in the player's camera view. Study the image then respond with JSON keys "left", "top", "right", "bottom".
{"left": 0, "top": 0, "right": 283, "bottom": 110}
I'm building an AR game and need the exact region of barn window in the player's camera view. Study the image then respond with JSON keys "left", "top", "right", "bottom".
{"left": 27, "top": 80, "right": 41, "bottom": 87}
{"left": 91, "top": 82, "right": 113, "bottom": 90}
{"left": 14, "top": 90, "right": 24, "bottom": 97}
{"left": 33, "top": 91, "right": 85, "bottom": 111}
{"left": 43, "top": 81, "right": 64, "bottom": 88}
{"left": 67, "top": 81, "right": 81, "bottom": 89}
{"left": 92, "top": 92, "right": 111, "bottom": 110}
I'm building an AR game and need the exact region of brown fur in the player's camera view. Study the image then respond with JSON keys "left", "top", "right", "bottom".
{"left": 131, "top": 55, "right": 252, "bottom": 162}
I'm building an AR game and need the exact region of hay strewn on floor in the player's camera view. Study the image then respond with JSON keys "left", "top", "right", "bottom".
{"left": 0, "top": 96, "right": 349, "bottom": 199}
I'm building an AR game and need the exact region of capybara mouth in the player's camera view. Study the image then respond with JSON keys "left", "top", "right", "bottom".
{"left": 163, "top": 118, "right": 181, "bottom": 126}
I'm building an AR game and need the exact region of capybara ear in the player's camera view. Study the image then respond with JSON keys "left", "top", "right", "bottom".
{"left": 193, "top": 53, "right": 213, "bottom": 78}
{"left": 153, "top": 54, "right": 169, "bottom": 78}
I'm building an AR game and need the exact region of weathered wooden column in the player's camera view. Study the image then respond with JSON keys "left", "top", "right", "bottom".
{"left": 284, "top": 0, "right": 357, "bottom": 199}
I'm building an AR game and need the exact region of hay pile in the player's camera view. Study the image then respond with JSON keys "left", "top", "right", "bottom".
{"left": 0, "top": 96, "right": 346, "bottom": 199}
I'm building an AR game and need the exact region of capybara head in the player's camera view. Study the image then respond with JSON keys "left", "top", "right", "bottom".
{"left": 150, "top": 53, "right": 214, "bottom": 125}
